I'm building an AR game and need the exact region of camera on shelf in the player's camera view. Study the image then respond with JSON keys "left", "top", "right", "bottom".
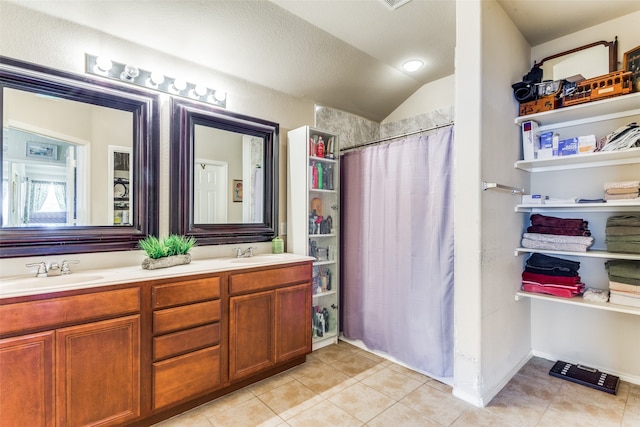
{"left": 511, "top": 64, "right": 543, "bottom": 103}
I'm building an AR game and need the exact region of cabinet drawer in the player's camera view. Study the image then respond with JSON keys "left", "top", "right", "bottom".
{"left": 153, "top": 323, "right": 220, "bottom": 361}
{"left": 152, "top": 345, "right": 221, "bottom": 409}
{"left": 152, "top": 277, "right": 220, "bottom": 309}
{"left": 153, "top": 300, "right": 220, "bottom": 335}
{"left": 229, "top": 264, "right": 311, "bottom": 295}
{"left": 0, "top": 288, "right": 140, "bottom": 336}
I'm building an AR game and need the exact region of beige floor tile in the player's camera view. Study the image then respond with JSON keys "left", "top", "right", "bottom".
{"left": 483, "top": 374, "right": 550, "bottom": 426}
{"left": 204, "top": 396, "right": 283, "bottom": 427}
{"left": 387, "top": 363, "right": 430, "bottom": 383}
{"left": 152, "top": 410, "right": 213, "bottom": 427}
{"left": 249, "top": 371, "right": 296, "bottom": 396}
{"left": 296, "top": 362, "right": 357, "bottom": 398}
{"left": 516, "top": 356, "right": 556, "bottom": 383}
{"left": 537, "top": 406, "right": 620, "bottom": 427}
{"left": 401, "top": 383, "right": 471, "bottom": 426}
{"left": 366, "top": 402, "right": 441, "bottom": 427}
{"left": 286, "top": 400, "right": 363, "bottom": 427}
{"left": 313, "top": 343, "right": 352, "bottom": 364}
{"left": 257, "top": 379, "right": 324, "bottom": 420}
{"left": 425, "top": 378, "right": 452, "bottom": 393}
{"left": 451, "top": 407, "right": 517, "bottom": 427}
{"left": 328, "top": 382, "right": 396, "bottom": 423}
{"left": 361, "top": 366, "right": 424, "bottom": 400}
{"left": 622, "top": 391, "right": 640, "bottom": 427}
{"left": 286, "top": 355, "right": 328, "bottom": 379}
{"left": 332, "top": 353, "right": 384, "bottom": 379}
{"left": 199, "top": 387, "right": 255, "bottom": 414}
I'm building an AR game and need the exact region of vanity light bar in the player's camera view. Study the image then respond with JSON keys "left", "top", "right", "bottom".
{"left": 84, "top": 54, "right": 226, "bottom": 108}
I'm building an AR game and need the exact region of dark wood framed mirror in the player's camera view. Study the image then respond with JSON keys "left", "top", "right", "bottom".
{"left": 170, "top": 98, "right": 278, "bottom": 245}
{"left": 0, "top": 56, "right": 159, "bottom": 258}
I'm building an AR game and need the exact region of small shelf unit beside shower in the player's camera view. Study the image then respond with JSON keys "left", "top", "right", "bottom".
{"left": 287, "top": 126, "right": 340, "bottom": 350}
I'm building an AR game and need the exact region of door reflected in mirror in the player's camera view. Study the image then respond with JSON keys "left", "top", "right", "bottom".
{"left": 2, "top": 87, "right": 133, "bottom": 227}
{"left": 194, "top": 125, "right": 264, "bottom": 224}
{"left": 170, "top": 97, "right": 278, "bottom": 246}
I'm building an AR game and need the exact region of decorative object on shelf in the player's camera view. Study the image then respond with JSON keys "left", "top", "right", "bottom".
{"left": 271, "top": 236, "right": 284, "bottom": 254}
{"left": 139, "top": 234, "right": 196, "bottom": 270}
{"left": 562, "top": 71, "right": 633, "bottom": 107}
{"left": 623, "top": 44, "right": 640, "bottom": 92}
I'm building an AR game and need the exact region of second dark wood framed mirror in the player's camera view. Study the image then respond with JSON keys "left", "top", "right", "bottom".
{"left": 170, "top": 98, "right": 278, "bottom": 245}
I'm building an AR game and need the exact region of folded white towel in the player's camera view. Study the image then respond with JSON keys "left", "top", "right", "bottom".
{"left": 583, "top": 288, "right": 610, "bottom": 303}
{"left": 603, "top": 180, "right": 640, "bottom": 190}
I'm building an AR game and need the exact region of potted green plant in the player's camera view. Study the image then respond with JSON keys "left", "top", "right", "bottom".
{"left": 139, "top": 234, "right": 196, "bottom": 270}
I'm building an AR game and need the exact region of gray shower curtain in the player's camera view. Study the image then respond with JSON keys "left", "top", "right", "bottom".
{"left": 341, "top": 125, "right": 454, "bottom": 378}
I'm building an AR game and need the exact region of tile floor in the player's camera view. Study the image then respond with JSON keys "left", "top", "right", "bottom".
{"left": 154, "top": 340, "right": 640, "bottom": 427}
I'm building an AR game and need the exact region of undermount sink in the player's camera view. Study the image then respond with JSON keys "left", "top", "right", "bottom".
{"left": 0, "top": 274, "right": 105, "bottom": 296}
{"left": 230, "top": 254, "right": 291, "bottom": 264}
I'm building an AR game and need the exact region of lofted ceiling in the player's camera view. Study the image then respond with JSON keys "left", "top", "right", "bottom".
{"left": 4, "top": 0, "right": 640, "bottom": 122}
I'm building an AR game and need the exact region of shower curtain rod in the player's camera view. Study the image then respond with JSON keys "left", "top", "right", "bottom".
{"left": 340, "top": 121, "right": 454, "bottom": 154}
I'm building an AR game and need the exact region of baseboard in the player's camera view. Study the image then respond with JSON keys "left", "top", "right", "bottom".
{"left": 532, "top": 349, "right": 640, "bottom": 386}
{"left": 452, "top": 351, "right": 533, "bottom": 407}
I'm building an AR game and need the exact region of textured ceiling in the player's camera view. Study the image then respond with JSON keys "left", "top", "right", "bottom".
{"left": 4, "top": 0, "right": 640, "bottom": 122}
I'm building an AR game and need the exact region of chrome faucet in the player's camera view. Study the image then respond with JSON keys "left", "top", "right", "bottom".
{"left": 26, "top": 260, "right": 79, "bottom": 277}
{"left": 234, "top": 247, "right": 256, "bottom": 258}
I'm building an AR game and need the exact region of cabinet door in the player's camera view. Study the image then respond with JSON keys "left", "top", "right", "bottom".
{"left": 56, "top": 315, "right": 140, "bottom": 427}
{"left": 229, "top": 291, "right": 275, "bottom": 381}
{"left": 0, "top": 331, "right": 55, "bottom": 427}
{"left": 275, "top": 283, "right": 312, "bottom": 362}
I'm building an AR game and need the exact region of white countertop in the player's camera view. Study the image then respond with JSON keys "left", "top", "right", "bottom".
{"left": 0, "top": 253, "right": 314, "bottom": 299}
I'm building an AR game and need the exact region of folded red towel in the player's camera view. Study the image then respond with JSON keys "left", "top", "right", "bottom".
{"left": 522, "top": 271, "right": 582, "bottom": 284}
{"left": 521, "top": 282, "right": 583, "bottom": 298}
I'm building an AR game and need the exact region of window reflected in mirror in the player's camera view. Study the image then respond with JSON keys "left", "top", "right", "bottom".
{"left": 2, "top": 87, "right": 133, "bottom": 228}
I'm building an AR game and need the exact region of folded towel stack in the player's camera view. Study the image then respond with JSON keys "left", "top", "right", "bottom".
{"left": 605, "top": 215, "right": 640, "bottom": 254}
{"left": 521, "top": 253, "right": 584, "bottom": 298}
{"left": 605, "top": 259, "right": 640, "bottom": 308}
{"left": 603, "top": 180, "right": 640, "bottom": 202}
{"left": 521, "top": 214, "right": 593, "bottom": 251}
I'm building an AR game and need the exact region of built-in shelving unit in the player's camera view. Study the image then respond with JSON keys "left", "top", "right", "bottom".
{"left": 514, "top": 92, "right": 640, "bottom": 316}
{"left": 287, "top": 126, "right": 340, "bottom": 350}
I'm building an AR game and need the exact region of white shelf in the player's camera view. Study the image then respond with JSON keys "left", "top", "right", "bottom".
{"left": 515, "top": 247, "right": 640, "bottom": 260}
{"left": 515, "top": 201, "right": 640, "bottom": 213}
{"left": 309, "top": 155, "right": 337, "bottom": 164}
{"left": 514, "top": 147, "right": 640, "bottom": 172}
{"left": 514, "top": 92, "right": 640, "bottom": 128}
{"left": 313, "top": 289, "right": 337, "bottom": 299}
{"left": 309, "top": 233, "right": 337, "bottom": 238}
{"left": 309, "top": 188, "right": 337, "bottom": 194}
{"left": 313, "top": 260, "right": 336, "bottom": 266}
{"left": 515, "top": 291, "right": 640, "bottom": 316}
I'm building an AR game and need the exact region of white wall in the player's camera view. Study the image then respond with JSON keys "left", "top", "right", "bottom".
{"left": 453, "top": 0, "right": 532, "bottom": 406}
{"left": 0, "top": 2, "right": 315, "bottom": 275}
{"left": 382, "top": 74, "right": 455, "bottom": 124}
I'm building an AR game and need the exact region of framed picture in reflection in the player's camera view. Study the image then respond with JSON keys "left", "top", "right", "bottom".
{"left": 26, "top": 141, "right": 58, "bottom": 160}
{"left": 233, "top": 179, "right": 243, "bottom": 202}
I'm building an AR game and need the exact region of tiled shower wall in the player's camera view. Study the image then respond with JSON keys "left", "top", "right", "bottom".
{"left": 315, "top": 105, "right": 454, "bottom": 151}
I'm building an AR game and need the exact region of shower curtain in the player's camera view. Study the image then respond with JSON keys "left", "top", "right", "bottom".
{"left": 340, "top": 125, "right": 454, "bottom": 378}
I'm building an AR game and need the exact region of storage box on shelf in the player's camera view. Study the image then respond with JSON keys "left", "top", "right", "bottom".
{"left": 514, "top": 91, "right": 640, "bottom": 315}
{"left": 287, "top": 126, "right": 340, "bottom": 350}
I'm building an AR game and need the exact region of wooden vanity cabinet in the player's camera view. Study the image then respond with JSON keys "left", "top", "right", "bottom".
{"left": 0, "top": 331, "right": 54, "bottom": 427}
{"left": 151, "top": 276, "right": 223, "bottom": 410}
{"left": 0, "top": 287, "right": 141, "bottom": 427}
{"left": 228, "top": 264, "right": 312, "bottom": 381}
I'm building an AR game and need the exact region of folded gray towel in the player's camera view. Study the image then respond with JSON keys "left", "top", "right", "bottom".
{"left": 523, "top": 233, "right": 594, "bottom": 246}
{"left": 521, "top": 238, "right": 590, "bottom": 252}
